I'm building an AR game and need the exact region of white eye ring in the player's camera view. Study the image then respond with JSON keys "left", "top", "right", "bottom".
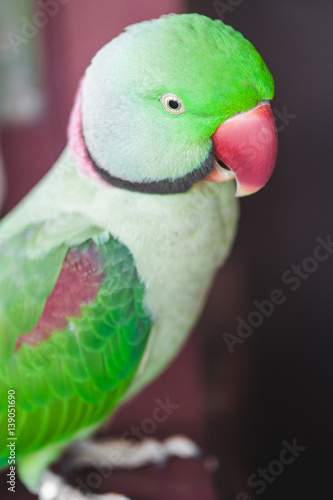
{"left": 160, "top": 93, "right": 186, "bottom": 114}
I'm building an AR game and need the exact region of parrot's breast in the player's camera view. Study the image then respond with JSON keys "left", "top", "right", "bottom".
{"left": 97, "top": 178, "right": 239, "bottom": 400}
{"left": 0, "top": 147, "right": 239, "bottom": 405}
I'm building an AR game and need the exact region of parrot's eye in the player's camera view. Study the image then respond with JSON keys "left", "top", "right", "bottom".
{"left": 160, "top": 94, "right": 186, "bottom": 115}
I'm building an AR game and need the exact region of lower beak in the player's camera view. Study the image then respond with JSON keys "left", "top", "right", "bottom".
{"left": 205, "top": 102, "right": 278, "bottom": 197}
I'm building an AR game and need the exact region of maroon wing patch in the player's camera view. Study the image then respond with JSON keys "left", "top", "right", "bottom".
{"left": 15, "top": 243, "right": 105, "bottom": 351}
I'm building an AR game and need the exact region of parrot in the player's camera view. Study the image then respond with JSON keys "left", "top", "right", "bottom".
{"left": 0, "top": 13, "right": 278, "bottom": 500}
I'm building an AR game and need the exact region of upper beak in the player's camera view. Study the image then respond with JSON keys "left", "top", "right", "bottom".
{"left": 205, "top": 101, "right": 278, "bottom": 197}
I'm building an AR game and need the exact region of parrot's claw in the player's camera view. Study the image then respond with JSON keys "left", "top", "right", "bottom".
{"left": 163, "top": 435, "right": 202, "bottom": 460}
{"left": 39, "top": 470, "right": 131, "bottom": 500}
{"left": 68, "top": 435, "right": 201, "bottom": 471}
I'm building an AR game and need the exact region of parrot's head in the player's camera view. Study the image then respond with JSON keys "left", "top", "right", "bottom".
{"left": 70, "top": 13, "right": 277, "bottom": 196}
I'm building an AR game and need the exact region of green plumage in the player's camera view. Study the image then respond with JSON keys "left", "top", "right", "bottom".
{"left": 0, "top": 12, "right": 275, "bottom": 495}
{"left": 0, "top": 224, "right": 151, "bottom": 486}
{"left": 83, "top": 14, "right": 274, "bottom": 184}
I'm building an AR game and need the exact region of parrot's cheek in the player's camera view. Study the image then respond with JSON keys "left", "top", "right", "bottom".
{"left": 205, "top": 102, "right": 278, "bottom": 197}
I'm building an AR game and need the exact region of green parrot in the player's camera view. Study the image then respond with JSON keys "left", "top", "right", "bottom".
{"left": 0, "top": 13, "right": 277, "bottom": 500}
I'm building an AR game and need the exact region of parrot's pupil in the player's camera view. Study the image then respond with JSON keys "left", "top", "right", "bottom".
{"left": 169, "top": 100, "right": 180, "bottom": 110}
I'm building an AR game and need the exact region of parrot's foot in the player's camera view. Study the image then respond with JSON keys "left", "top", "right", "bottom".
{"left": 38, "top": 437, "right": 200, "bottom": 499}
{"left": 39, "top": 470, "right": 130, "bottom": 500}
{"left": 68, "top": 435, "right": 201, "bottom": 471}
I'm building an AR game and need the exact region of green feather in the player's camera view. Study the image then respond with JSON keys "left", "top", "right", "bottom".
{"left": 0, "top": 12, "right": 274, "bottom": 493}
{"left": 0, "top": 221, "right": 151, "bottom": 489}
{"left": 83, "top": 13, "right": 274, "bottom": 183}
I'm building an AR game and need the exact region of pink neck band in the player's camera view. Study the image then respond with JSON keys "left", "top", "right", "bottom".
{"left": 67, "top": 78, "right": 111, "bottom": 188}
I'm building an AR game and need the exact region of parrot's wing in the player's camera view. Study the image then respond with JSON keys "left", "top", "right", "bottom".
{"left": 0, "top": 214, "right": 151, "bottom": 464}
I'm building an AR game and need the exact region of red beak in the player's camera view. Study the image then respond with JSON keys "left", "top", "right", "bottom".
{"left": 205, "top": 102, "right": 278, "bottom": 197}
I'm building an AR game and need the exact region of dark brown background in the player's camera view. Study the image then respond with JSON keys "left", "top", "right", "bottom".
{"left": 1, "top": 0, "right": 333, "bottom": 499}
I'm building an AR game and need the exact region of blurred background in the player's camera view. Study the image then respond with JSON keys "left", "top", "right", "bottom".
{"left": 0, "top": 0, "right": 332, "bottom": 499}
